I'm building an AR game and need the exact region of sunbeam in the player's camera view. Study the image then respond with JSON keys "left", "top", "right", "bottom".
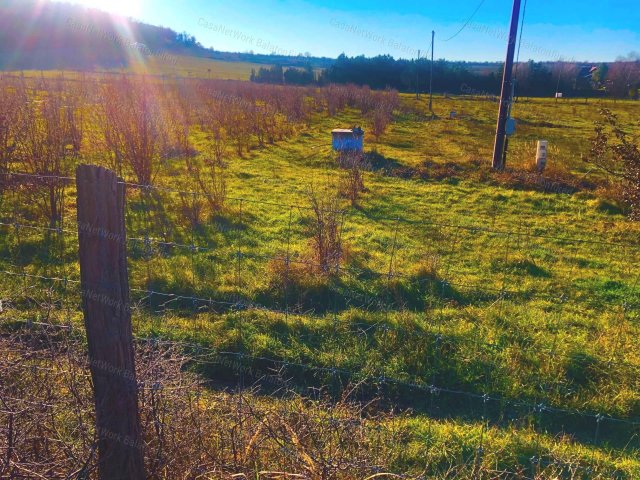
{"left": 67, "top": 0, "right": 143, "bottom": 17}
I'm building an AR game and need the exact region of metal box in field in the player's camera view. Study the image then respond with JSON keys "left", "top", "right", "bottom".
{"left": 332, "top": 127, "right": 364, "bottom": 153}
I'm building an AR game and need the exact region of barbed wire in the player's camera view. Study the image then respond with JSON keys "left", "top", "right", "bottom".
{"left": 2, "top": 169, "right": 639, "bottom": 476}
{"left": 3, "top": 171, "right": 639, "bottom": 249}
{"left": 2, "top": 264, "right": 638, "bottom": 373}
{"left": 3, "top": 310, "right": 639, "bottom": 432}
{"left": 1, "top": 318, "right": 637, "bottom": 478}
{"left": 1, "top": 217, "right": 637, "bottom": 312}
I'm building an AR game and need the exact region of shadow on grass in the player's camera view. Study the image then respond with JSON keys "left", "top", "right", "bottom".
{"left": 187, "top": 344, "right": 638, "bottom": 452}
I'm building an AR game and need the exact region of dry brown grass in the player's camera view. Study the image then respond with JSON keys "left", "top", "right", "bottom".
{"left": 0, "top": 328, "right": 400, "bottom": 479}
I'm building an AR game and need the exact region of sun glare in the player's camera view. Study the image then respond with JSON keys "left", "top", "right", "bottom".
{"left": 70, "top": 0, "right": 143, "bottom": 18}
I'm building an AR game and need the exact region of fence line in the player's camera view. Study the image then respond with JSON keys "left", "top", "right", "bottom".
{"left": 2, "top": 253, "right": 639, "bottom": 374}
{"left": 4, "top": 309, "right": 640, "bottom": 431}
{"left": 1, "top": 173, "right": 638, "bottom": 374}
{"left": 1, "top": 169, "right": 639, "bottom": 477}
{"left": 3, "top": 171, "right": 640, "bottom": 249}
{"left": 0, "top": 324, "right": 637, "bottom": 479}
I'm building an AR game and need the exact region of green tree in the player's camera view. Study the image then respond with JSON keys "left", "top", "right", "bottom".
{"left": 592, "top": 63, "right": 609, "bottom": 88}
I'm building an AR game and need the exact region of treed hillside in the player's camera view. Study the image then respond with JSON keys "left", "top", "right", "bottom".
{"left": 0, "top": 0, "right": 333, "bottom": 71}
{"left": 0, "top": 0, "right": 176, "bottom": 69}
{"left": 2, "top": 0, "right": 639, "bottom": 100}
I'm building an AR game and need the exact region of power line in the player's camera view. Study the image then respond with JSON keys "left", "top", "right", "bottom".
{"left": 513, "top": 0, "right": 529, "bottom": 90}
{"left": 443, "top": 0, "right": 488, "bottom": 42}
{"left": 429, "top": 30, "right": 435, "bottom": 111}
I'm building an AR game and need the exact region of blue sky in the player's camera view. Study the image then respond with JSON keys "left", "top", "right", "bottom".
{"left": 70, "top": 0, "right": 640, "bottom": 61}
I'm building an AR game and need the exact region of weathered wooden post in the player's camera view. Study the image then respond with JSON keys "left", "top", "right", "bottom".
{"left": 76, "top": 165, "right": 145, "bottom": 480}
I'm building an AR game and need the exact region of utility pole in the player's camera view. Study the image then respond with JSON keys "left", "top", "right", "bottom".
{"left": 555, "top": 64, "right": 563, "bottom": 104}
{"left": 416, "top": 49, "right": 421, "bottom": 100}
{"left": 491, "top": 0, "right": 522, "bottom": 170}
{"left": 429, "top": 30, "right": 435, "bottom": 111}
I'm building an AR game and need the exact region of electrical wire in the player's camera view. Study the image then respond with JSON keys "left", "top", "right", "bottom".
{"left": 514, "top": 0, "right": 529, "bottom": 81}
{"left": 443, "top": 0, "right": 488, "bottom": 42}
{"left": 510, "top": 0, "right": 528, "bottom": 108}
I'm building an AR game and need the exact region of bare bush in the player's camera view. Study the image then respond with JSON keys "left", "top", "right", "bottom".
{"left": 228, "top": 102, "right": 253, "bottom": 157}
{"left": 368, "top": 90, "right": 398, "bottom": 144}
{"left": 0, "top": 76, "right": 27, "bottom": 193}
{"left": 202, "top": 106, "right": 231, "bottom": 167}
{"left": 99, "top": 76, "right": 167, "bottom": 185}
{"left": 305, "top": 185, "right": 344, "bottom": 274}
{"left": 0, "top": 331, "right": 397, "bottom": 479}
{"left": 370, "top": 107, "right": 392, "bottom": 144}
{"left": 16, "top": 77, "right": 81, "bottom": 227}
{"left": 323, "top": 84, "right": 349, "bottom": 117}
{"left": 338, "top": 153, "right": 368, "bottom": 207}
{"left": 185, "top": 155, "right": 227, "bottom": 219}
{"left": 586, "top": 109, "right": 640, "bottom": 219}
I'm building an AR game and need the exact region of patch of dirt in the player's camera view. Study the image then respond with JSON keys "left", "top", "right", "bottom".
{"left": 365, "top": 151, "right": 597, "bottom": 195}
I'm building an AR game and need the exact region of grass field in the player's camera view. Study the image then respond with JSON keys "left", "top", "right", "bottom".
{"left": 134, "top": 55, "right": 265, "bottom": 79}
{"left": 7, "top": 55, "right": 264, "bottom": 80}
{"left": 1, "top": 83, "right": 639, "bottom": 477}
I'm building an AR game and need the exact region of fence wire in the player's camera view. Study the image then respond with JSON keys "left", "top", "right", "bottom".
{"left": 1, "top": 171, "right": 639, "bottom": 478}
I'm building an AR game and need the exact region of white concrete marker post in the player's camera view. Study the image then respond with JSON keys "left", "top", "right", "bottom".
{"left": 536, "top": 140, "right": 548, "bottom": 173}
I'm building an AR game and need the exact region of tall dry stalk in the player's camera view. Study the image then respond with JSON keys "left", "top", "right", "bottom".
{"left": 339, "top": 152, "right": 368, "bottom": 207}
{"left": 306, "top": 184, "right": 344, "bottom": 274}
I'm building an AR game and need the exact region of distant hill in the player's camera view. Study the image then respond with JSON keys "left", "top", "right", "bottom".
{"left": 0, "top": 0, "right": 334, "bottom": 71}
{"left": 1, "top": 0, "right": 637, "bottom": 99}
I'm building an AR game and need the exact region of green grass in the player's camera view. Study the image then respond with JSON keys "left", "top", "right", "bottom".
{"left": 1, "top": 91, "right": 639, "bottom": 477}
{"left": 6, "top": 55, "right": 266, "bottom": 80}
{"left": 131, "top": 55, "right": 265, "bottom": 79}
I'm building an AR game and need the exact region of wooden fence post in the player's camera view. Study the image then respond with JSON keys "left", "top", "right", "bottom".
{"left": 76, "top": 165, "right": 146, "bottom": 480}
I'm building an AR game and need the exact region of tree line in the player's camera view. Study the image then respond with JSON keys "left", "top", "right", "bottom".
{"left": 251, "top": 54, "right": 640, "bottom": 100}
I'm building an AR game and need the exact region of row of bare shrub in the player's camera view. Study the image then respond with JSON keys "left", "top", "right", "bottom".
{"left": 0, "top": 74, "right": 400, "bottom": 227}
{"left": 322, "top": 83, "right": 400, "bottom": 118}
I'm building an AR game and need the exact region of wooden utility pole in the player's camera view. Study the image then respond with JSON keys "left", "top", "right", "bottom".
{"left": 492, "top": 0, "right": 522, "bottom": 170}
{"left": 76, "top": 165, "right": 146, "bottom": 480}
{"left": 429, "top": 30, "right": 435, "bottom": 111}
{"left": 416, "top": 49, "right": 421, "bottom": 100}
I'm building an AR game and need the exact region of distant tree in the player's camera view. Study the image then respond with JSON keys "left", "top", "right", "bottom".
{"left": 592, "top": 63, "right": 609, "bottom": 88}
{"left": 283, "top": 64, "right": 315, "bottom": 85}
{"left": 607, "top": 61, "right": 640, "bottom": 98}
{"left": 251, "top": 65, "right": 284, "bottom": 84}
{"left": 176, "top": 31, "right": 199, "bottom": 47}
{"left": 574, "top": 66, "right": 595, "bottom": 99}
{"left": 515, "top": 61, "right": 554, "bottom": 97}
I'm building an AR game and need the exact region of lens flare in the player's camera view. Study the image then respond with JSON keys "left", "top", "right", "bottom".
{"left": 69, "top": 0, "right": 143, "bottom": 17}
